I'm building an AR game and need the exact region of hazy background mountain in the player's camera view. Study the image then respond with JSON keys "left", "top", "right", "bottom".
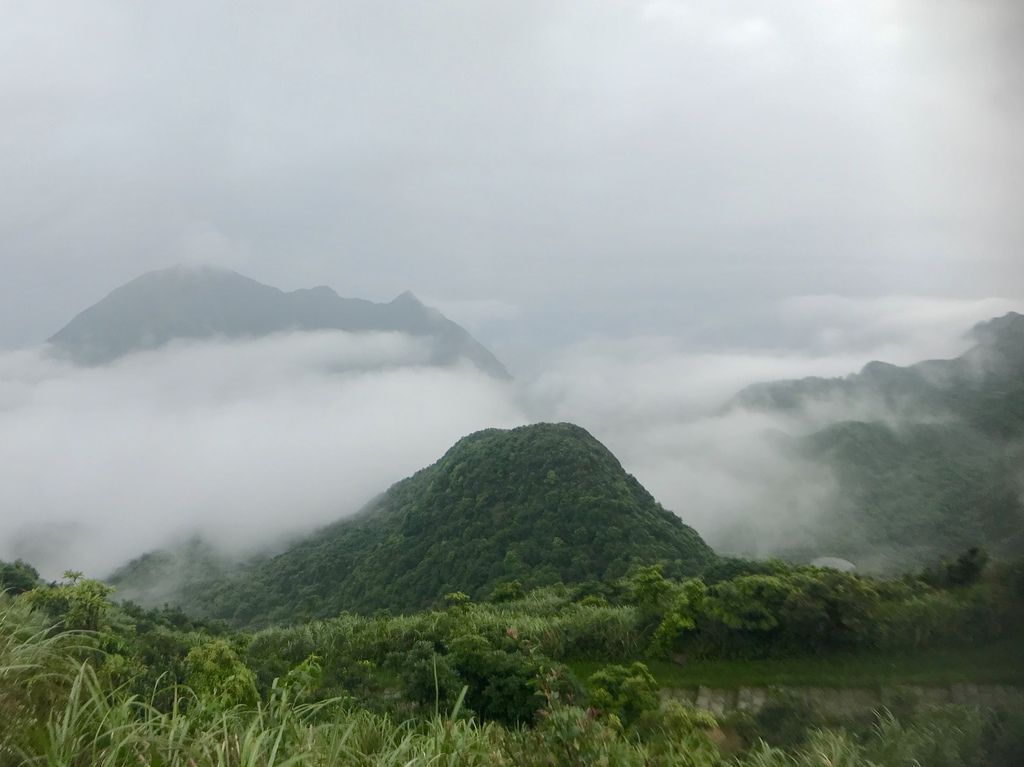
{"left": 724, "top": 312, "right": 1024, "bottom": 568}
{"left": 49, "top": 265, "right": 509, "bottom": 378}
{"left": 734, "top": 312, "right": 1024, "bottom": 436}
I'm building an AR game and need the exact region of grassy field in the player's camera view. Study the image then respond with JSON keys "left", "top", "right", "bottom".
{"left": 569, "top": 640, "right": 1024, "bottom": 689}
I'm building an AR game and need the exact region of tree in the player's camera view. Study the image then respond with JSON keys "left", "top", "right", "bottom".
{"left": 650, "top": 578, "right": 708, "bottom": 655}
{"left": 390, "top": 641, "right": 462, "bottom": 714}
{"left": 489, "top": 580, "right": 524, "bottom": 603}
{"left": 706, "top": 574, "right": 789, "bottom": 632}
{"left": 587, "top": 662, "right": 660, "bottom": 727}
{"left": 924, "top": 547, "right": 990, "bottom": 588}
{"left": 628, "top": 565, "right": 673, "bottom": 620}
{"left": 778, "top": 572, "right": 878, "bottom": 652}
{"left": 0, "top": 559, "right": 40, "bottom": 594}
{"left": 447, "top": 634, "right": 546, "bottom": 726}
{"left": 185, "top": 639, "right": 258, "bottom": 707}
{"left": 23, "top": 571, "right": 114, "bottom": 631}
{"left": 444, "top": 591, "right": 472, "bottom": 612}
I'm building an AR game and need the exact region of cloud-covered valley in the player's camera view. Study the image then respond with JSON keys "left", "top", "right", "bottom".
{"left": 0, "top": 333, "right": 523, "bottom": 576}
{"left": 0, "top": 295, "right": 1018, "bottom": 579}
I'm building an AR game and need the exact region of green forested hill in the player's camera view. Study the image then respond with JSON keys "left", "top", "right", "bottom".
{"left": 797, "top": 421, "right": 1024, "bottom": 567}
{"left": 116, "top": 423, "right": 714, "bottom": 625}
{"left": 734, "top": 312, "right": 1024, "bottom": 567}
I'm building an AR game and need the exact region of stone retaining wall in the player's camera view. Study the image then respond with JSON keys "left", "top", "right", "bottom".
{"left": 662, "top": 684, "right": 1024, "bottom": 717}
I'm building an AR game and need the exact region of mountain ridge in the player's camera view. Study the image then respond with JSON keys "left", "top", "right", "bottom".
{"left": 728, "top": 311, "right": 1024, "bottom": 567}
{"left": 732, "top": 311, "right": 1024, "bottom": 436}
{"left": 48, "top": 265, "right": 510, "bottom": 378}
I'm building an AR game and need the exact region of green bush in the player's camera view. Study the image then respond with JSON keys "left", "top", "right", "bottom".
{"left": 587, "top": 662, "right": 660, "bottom": 727}
{"left": 184, "top": 639, "right": 259, "bottom": 707}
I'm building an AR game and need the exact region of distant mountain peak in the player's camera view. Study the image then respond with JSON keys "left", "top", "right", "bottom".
{"left": 971, "top": 310, "right": 1024, "bottom": 347}
{"left": 733, "top": 308, "right": 1024, "bottom": 416}
{"left": 48, "top": 267, "right": 510, "bottom": 377}
{"left": 391, "top": 290, "right": 423, "bottom": 305}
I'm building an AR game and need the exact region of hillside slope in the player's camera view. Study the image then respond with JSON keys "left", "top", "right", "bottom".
{"left": 48, "top": 265, "right": 510, "bottom": 377}
{"left": 113, "top": 423, "right": 714, "bottom": 625}
{"left": 734, "top": 312, "right": 1024, "bottom": 567}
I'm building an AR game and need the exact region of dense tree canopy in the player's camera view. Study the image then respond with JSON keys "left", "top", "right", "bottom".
{"left": 117, "top": 423, "right": 714, "bottom": 625}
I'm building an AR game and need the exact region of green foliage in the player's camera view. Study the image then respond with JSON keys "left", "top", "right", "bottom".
{"left": 184, "top": 639, "right": 259, "bottom": 707}
{"left": 650, "top": 578, "right": 707, "bottom": 655}
{"left": 922, "top": 546, "right": 991, "bottom": 588}
{"left": 0, "top": 559, "right": 40, "bottom": 595}
{"left": 587, "top": 662, "right": 660, "bottom": 727}
{"left": 641, "top": 559, "right": 1024, "bottom": 660}
{"left": 444, "top": 591, "right": 472, "bottom": 611}
{"left": 865, "top": 707, "right": 988, "bottom": 767}
{"left": 628, "top": 564, "right": 674, "bottom": 619}
{"left": 707, "top": 575, "right": 789, "bottom": 632}
{"left": 633, "top": 701, "right": 720, "bottom": 766}
{"left": 489, "top": 580, "right": 524, "bottom": 603}
{"left": 0, "top": 594, "right": 91, "bottom": 759}
{"left": 447, "top": 633, "right": 548, "bottom": 726}
{"left": 22, "top": 571, "right": 114, "bottom": 631}
{"left": 388, "top": 640, "right": 462, "bottom": 714}
{"left": 2, "top": 567, "right": 1023, "bottom": 767}
{"left": 729, "top": 705, "right": 1015, "bottom": 767}
{"left": 801, "top": 421, "right": 1024, "bottom": 569}
{"left": 520, "top": 705, "right": 646, "bottom": 766}
{"left": 278, "top": 653, "right": 325, "bottom": 702}
{"left": 736, "top": 312, "right": 1024, "bottom": 567}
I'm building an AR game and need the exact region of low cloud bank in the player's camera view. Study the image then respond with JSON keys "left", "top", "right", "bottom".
{"left": 0, "top": 333, "right": 525, "bottom": 576}
{"left": 0, "top": 296, "right": 1017, "bottom": 577}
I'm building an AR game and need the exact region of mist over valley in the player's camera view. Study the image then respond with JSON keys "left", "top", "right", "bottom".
{"left": 1, "top": 267, "right": 1020, "bottom": 587}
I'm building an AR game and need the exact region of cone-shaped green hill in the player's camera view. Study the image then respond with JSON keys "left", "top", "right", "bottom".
{"left": 184, "top": 423, "right": 714, "bottom": 624}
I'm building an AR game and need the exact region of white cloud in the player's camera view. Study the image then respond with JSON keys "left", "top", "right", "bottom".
{"left": 0, "top": 295, "right": 1018, "bottom": 577}
{"left": 0, "top": 333, "right": 525, "bottom": 577}
{"left": 777, "top": 295, "right": 1022, "bottom": 361}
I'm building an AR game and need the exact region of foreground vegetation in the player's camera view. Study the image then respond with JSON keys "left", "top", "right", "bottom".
{"left": 2, "top": 550, "right": 1023, "bottom": 765}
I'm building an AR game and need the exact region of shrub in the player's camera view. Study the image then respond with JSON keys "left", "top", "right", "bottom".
{"left": 587, "top": 662, "right": 660, "bottom": 728}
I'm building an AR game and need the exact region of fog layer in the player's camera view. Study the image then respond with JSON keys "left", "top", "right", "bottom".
{"left": 1, "top": 295, "right": 1017, "bottom": 577}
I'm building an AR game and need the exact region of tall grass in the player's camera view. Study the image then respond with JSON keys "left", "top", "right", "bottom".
{"left": 0, "top": 594, "right": 508, "bottom": 767}
{"left": 1, "top": 595, "right": 95, "bottom": 763}
{"left": 245, "top": 589, "right": 643, "bottom": 681}
{"left": 6, "top": 661, "right": 509, "bottom": 766}
{"left": 3, "top": 595, "right": 1017, "bottom": 767}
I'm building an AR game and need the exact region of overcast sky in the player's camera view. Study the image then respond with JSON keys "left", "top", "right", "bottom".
{"left": 1, "top": 0, "right": 1022, "bottom": 359}
{"left": 2, "top": 0, "right": 1023, "bottom": 575}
